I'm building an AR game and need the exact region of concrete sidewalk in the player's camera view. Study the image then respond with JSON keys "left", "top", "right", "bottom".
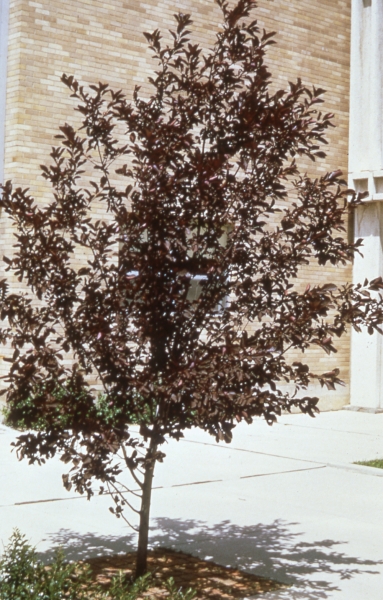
{"left": 1, "top": 410, "right": 383, "bottom": 599}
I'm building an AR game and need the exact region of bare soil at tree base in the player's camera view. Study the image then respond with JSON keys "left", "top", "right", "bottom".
{"left": 86, "top": 548, "right": 285, "bottom": 598}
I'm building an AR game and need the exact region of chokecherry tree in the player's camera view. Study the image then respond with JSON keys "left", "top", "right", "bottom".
{"left": 1, "top": 0, "right": 382, "bottom": 577}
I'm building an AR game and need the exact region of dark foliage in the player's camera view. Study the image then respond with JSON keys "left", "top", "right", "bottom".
{"left": 1, "top": 0, "right": 383, "bottom": 576}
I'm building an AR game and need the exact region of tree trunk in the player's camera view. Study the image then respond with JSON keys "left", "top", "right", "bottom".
{"left": 135, "top": 438, "right": 157, "bottom": 578}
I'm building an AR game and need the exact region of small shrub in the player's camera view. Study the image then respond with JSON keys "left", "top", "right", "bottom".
{"left": 0, "top": 529, "right": 94, "bottom": 599}
{"left": 106, "top": 572, "right": 152, "bottom": 600}
{"left": 164, "top": 578, "right": 196, "bottom": 600}
{"left": 0, "top": 530, "right": 196, "bottom": 599}
{"left": 2, "top": 383, "right": 149, "bottom": 432}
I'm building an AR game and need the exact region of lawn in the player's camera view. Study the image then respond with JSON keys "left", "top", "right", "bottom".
{"left": 354, "top": 459, "right": 383, "bottom": 469}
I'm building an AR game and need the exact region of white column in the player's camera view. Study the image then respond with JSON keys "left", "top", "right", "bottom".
{"left": 349, "top": 0, "right": 383, "bottom": 175}
{"left": 350, "top": 204, "right": 383, "bottom": 409}
{"left": 349, "top": 0, "right": 383, "bottom": 410}
{"left": 0, "top": 0, "right": 10, "bottom": 185}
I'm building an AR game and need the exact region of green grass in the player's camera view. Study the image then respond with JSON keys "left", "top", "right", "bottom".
{"left": 354, "top": 459, "right": 383, "bottom": 469}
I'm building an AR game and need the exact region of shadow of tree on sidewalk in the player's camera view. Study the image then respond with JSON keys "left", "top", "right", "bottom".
{"left": 150, "top": 518, "right": 382, "bottom": 598}
{"left": 39, "top": 518, "right": 382, "bottom": 599}
{"left": 38, "top": 528, "right": 136, "bottom": 563}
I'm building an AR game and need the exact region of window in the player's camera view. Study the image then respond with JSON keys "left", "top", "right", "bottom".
{"left": 186, "top": 273, "right": 229, "bottom": 313}
{"left": 120, "top": 224, "right": 231, "bottom": 313}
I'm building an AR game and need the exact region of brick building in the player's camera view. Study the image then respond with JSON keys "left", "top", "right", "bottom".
{"left": 0, "top": 0, "right": 378, "bottom": 411}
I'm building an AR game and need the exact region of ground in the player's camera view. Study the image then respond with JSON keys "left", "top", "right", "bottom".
{"left": 1, "top": 410, "right": 383, "bottom": 599}
{"left": 87, "top": 548, "right": 284, "bottom": 598}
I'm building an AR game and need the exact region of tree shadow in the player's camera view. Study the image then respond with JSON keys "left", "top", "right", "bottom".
{"left": 38, "top": 528, "right": 137, "bottom": 563}
{"left": 150, "top": 518, "right": 382, "bottom": 598}
{"left": 38, "top": 518, "right": 382, "bottom": 599}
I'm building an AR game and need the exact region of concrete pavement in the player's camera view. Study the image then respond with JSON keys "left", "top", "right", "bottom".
{"left": 0, "top": 410, "right": 382, "bottom": 599}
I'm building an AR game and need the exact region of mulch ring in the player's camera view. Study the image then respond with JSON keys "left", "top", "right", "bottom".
{"left": 86, "top": 548, "right": 286, "bottom": 598}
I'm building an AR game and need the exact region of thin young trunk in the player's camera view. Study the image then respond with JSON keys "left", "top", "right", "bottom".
{"left": 135, "top": 438, "right": 157, "bottom": 578}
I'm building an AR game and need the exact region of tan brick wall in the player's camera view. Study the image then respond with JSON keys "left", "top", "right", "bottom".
{"left": 256, "top": 0, "right": 352, "bottom": 409}
{"left": 1, "top": 0, "right": 352, "bottom": 409}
